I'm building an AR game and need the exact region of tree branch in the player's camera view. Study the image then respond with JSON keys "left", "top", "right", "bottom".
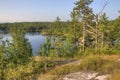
{"left": 98, "top": 0, "right": 109, "bottom": 15}
{"left": 86, "top": 22, "right": 96, "bottom": 32}
{"left": 86, "top": 30, "right": 95, "bottom": 35}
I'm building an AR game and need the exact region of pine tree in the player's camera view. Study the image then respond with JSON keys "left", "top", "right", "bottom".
{"left": 9, "top": 27, "right": 32, "bottom": 63}
{"left": 99, "top": 13, "right": 108, "bottom": 48}
{"left": 74, "top": 0, "right": 93, "bottom": 51}
{"left": 70, "top": 9, "right": 79, "bottom": 45}
{"left": 53, "top": 16, "right": 61, "bottom": 34}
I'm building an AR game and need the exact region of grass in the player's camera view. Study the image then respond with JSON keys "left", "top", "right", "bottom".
{"left": 39, "top": 63, "right": 81, "bottom": 80}
{"left": 1, "top": 56, "right": 70, "bottom": 80}
{"left": 79, "top": 55, "right": 120, "bottom": 74}
{"left": 110, "top": 70, "right": 120, "bottom": 80}
{"left": 1, "top": 54, "right": 120, "bottom": 80}
{"left": 38, "top": 54, "right": 120, "bottom": 80}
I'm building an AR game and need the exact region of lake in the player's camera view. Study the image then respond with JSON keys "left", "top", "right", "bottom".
{"left": 1, "top": 32, "right": 46, "bottom": 55}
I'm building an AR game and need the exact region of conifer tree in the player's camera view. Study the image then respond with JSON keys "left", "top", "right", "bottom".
{"left": 74, "top": 0, "right": 93, "bottom": 51}
{"left": 9, "top": 27, "right": 32, "bottom": 63}
{"left": 99, "top": 13, "right": 108, "bottom": 48}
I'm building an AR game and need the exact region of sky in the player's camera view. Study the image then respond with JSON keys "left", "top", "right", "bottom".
{"left": 0, "top": 0, "right": 120, "bottom": 23}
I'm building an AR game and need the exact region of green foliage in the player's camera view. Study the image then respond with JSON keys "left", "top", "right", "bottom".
{"left": 0, "top": 41, "right": 7, "bottom": 80}
{"left": 40, "top": 35, "right": 78, "bottom": 58}
{"left": 40, "top": 37, "right": 51, "bottom": 57}
{"left": 52, "top": 17, "right": 63, "bottom": 35}
{"left": 74, "top": 0, "right": 93, "bottom": 21}
{"left": 0, "top": 58, "right": 57, "bottom": 80}
{"left": 60, "top": 38, "right": 77, "bottom": 58}
{"left": 114, "top": 41, "right": 120, "bottom": 50}
{"left": 0, "top": 27, "right": 34, "bottom": 79}
{"left": 0, "top": 22, "right": 52, "bottom": 32}
{"left": 0, "top": 0, "right": 120, "bottom": 79}
{"left": 9, "top": 27, "right": 32, "bottom": 63}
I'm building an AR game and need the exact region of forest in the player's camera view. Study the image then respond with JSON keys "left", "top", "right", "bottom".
{"left": 0, "top": 0, "right": 120, "bottom": 80}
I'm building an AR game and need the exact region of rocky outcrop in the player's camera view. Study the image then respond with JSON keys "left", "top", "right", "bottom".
{"left": 62, "top": 72, "right": 109, "bottom": 80}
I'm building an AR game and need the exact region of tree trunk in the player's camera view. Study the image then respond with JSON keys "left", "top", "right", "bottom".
{"left": 83, "top": 21, "right": 86, "bottom": 52}
{"left": 95, "top": 15, "right": 99, "bottom": 50}
{"left": 74, "top": 24, "right": 76, "bottom": 43}
{"left": 101, "top": 31, "right": 104, "bottom": 48}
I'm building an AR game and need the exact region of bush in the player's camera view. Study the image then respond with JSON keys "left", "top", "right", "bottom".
{"left": 0, "top": 57, "right": 58, "bottom": 80}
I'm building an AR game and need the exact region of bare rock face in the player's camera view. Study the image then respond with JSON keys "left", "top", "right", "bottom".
{"left": 117, "top": 59, "right": 120, "bottom": 62}
{"left": 95, "top": 75, "right": 109, "bottom": 80}
{"left": 62, "top": 72, "right": 109, "bottom": 80}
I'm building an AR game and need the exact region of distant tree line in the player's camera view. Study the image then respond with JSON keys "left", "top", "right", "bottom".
{"left": 0, "top": 22, "right": 52, "bottom": 32}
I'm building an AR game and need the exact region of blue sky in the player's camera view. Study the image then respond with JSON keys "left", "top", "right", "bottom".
{"left": 0, "top": 0, "right": 120, "bottom": 22}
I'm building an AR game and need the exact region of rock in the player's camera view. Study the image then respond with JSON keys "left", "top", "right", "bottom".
{"left": 117, "top": 59, "right": 120, "bottom": 62}
{"left": 62, "top": 72, "right": 109, "bottom": 80}
{"left": 62, "top": 72, "right": 98, "bottom": 80}
{"left": 95, "top": 75, "right": 109, "bottom": 80}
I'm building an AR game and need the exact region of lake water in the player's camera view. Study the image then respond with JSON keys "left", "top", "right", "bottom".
{"left": 1, "top": 32, "right": 46, "bottom": 55}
